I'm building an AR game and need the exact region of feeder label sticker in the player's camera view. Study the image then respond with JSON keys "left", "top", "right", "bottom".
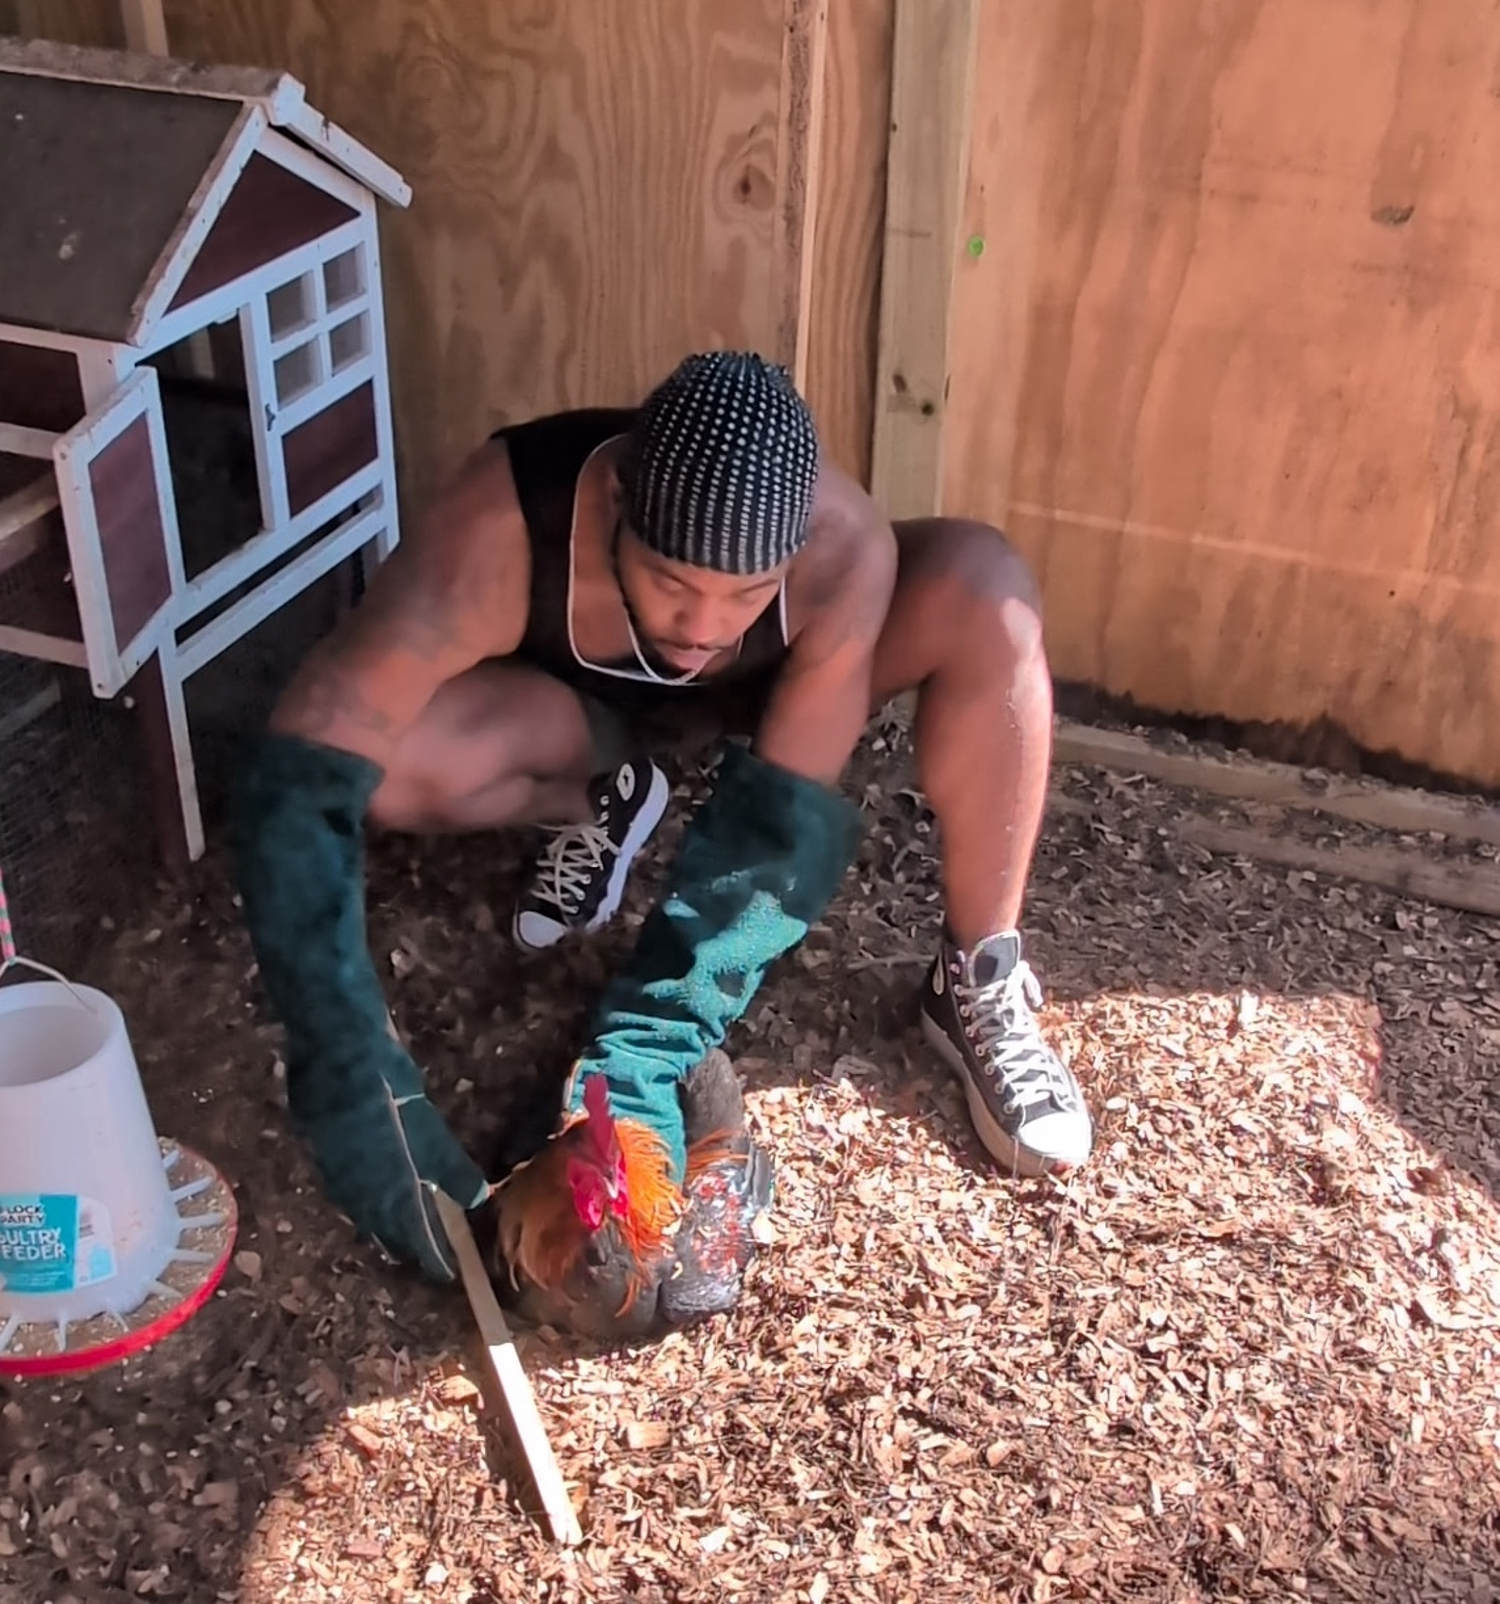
{"left": 0, "top": 1194, "right": 116, "bottom": 1295}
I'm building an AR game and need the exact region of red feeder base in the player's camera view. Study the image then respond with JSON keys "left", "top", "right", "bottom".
{"left": 0, "top": 1144, "right": 237, "bottom": 1379}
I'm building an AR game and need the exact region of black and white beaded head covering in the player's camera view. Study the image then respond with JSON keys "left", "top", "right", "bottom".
{"left": 620, "top": 350, "right": 820, "bottom": 575}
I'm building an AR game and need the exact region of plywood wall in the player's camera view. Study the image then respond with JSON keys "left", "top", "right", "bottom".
{"left": 1, "top": 0, "right": 888, "bottom": 495}
{"left": 12, "top": 0, "right": 1500, "bottom": 784}
{"left": 0, "top": 0, "right": 122, "bottom": 46}
{"left": 165, "top": 1, "right": 829, "bottom": 508}
{"left": 944, "top": 0, "right": 1500, "bottom": 785}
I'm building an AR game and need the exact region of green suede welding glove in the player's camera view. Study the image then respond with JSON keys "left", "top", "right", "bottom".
{"left": 231, "top": 732, "right": 487, "bottom": 1282}
{"left": 567, "top": 744, "right": 864, "bottom": 1180}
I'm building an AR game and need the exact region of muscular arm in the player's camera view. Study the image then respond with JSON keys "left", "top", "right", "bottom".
{"left": 753, "top": 464, "right": 898, "bottom": 785}
{"left": 270, "top": 440, "right": 530, "bottom": 768}
{"left": 233, "top": 440, "right": 535, "bottom": 1276}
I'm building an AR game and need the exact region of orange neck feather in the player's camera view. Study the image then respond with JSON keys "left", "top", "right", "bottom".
{"left": 614, "top": 1118, "right": 682, "bottom": 1262}
{"left": 497, "top": 1117, "right": 684, "bottom": 1298}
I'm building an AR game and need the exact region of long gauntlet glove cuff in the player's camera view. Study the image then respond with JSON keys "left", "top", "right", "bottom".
{"left": 569, "top": 744, "right": 864, "bottom": 1180}
{"left": 232, "top": 732, "right": 486, "bottom": 1279}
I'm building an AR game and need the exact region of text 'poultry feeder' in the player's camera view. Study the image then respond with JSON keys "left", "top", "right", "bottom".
{"left": 0, "top": 966, "right": 236, "bottom": 1376}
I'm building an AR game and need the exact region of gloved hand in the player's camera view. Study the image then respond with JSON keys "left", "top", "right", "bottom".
{"left": 290, "top": 1032, "right": 488, "bottom": 1280}
{"left": 565, "top": 743, "right": 864, "bottom": 1180}
{"left": 232, "top": 732, "right": 487, "bottom": 1281}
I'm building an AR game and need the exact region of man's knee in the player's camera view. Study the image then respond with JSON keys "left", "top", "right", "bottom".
{"left": 913, "top": 519, "right": 1046, "bottom": 670}
{"left": 367, "top": 770, "right": 437, "bottom": 832}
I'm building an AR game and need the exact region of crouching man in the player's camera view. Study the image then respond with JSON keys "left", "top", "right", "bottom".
{"left": 232, "top": 351, "right": 1090, "bottom": 1318}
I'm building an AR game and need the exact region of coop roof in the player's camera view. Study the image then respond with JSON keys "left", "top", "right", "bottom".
{"left": 0, "top": 38, "right": 409, "bottom": 348}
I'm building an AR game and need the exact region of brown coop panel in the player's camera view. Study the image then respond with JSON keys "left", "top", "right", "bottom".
{"left": 282, "top": 382, "right": 377, "bottom": 515}
{"left": 0, "top": 452, "right": 48, "bottom": 503}
{"left": 0, "top": 456, "right": 72, "bottom": 631}
{"left": 170, "top": 154, "right": 359, "bottom": 312}
{"left": 0, "top": 509, "right": 82, "bottom": 643}
{"left": 0, "top": 342, "right": 86, "bottom": 432}
{"left": 88, "top": 414, "right": 172, "bottom": 647}
{"left": 0, "top": 455, "right": 62, "bottom": 585}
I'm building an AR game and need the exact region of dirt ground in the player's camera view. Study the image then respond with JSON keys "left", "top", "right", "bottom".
{"left": 2, "top": 714, "right": 1499, "bottom": 1604}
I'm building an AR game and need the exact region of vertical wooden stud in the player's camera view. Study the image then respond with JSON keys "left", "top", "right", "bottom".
{"left": 773, "top": 0, "right": 831, "bottom": 389}
{"left": 119, "top": 0, "right": 167, "bottom": 54}
{"left": 869, "top": 0, "right": 979, "bottom": 520}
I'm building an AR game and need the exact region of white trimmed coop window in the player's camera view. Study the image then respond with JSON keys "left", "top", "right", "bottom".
{"left": 263, "top": 243, "right": 373, "bottom": 409}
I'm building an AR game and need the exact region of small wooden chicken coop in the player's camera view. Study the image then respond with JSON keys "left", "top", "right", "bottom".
{"left": 0, "top": 38, "right": 407, "bottom": 864}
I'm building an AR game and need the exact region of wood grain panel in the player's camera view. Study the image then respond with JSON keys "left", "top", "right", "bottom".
{"left": 0, "top": 0, "right": 122, "bottom": 47}
{"left": 803, "top": 0, "right": 892, "bottom": 482}
{"left": 90, "top": 411, "right": 172, "bottom": 646}
{"left": 282, "top": 380, "right": 376, "bottom": 515}
{"left": 7, "top": 1, "right": 888, "bottom": 491}
{"left": 165, "top": 0, "right": 815, "bottom": 514}
{"left": 944, "top": 0, "right": 1500, "bottom": 786}
{"left": 941, "top": 0, "right": 1058, "bottom": 524}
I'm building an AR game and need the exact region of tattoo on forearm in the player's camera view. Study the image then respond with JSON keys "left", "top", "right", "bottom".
{"left": 273, "top": 515, "right": 508, "bottom": 749}
{"left": 358, "top": 579, "right": 460, "bottom": 664}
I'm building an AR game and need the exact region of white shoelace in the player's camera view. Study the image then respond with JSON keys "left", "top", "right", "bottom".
{"left": 529, "top": 822, "right": 617, "bottom": 917}
{"left": 956, "top": 961, "right": 1079, "bottom": 1116}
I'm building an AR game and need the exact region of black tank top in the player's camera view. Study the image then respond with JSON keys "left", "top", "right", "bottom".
{"left": 491, "top": 408, "right": 790, "bottom": 704}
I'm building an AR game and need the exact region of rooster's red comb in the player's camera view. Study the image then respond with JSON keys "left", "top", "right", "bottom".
{"left": 582, "top": 1073, "right": 615, "bottom": 1133}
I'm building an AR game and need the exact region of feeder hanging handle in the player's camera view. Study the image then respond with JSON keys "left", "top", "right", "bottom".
{"left": 0, "top": 866, "right": 97, "bottom": 1011}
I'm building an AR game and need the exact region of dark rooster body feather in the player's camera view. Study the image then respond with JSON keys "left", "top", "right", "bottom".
{"left": 659, "top": 1135, "right": 773, "bottom": 1327}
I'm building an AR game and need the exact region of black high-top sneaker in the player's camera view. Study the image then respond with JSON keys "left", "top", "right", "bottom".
{"left": 511, "top": 759, "right": 671, "bottom": 952}
{"left": 921, "top": 930, "right": 1092, "bottom": 1176}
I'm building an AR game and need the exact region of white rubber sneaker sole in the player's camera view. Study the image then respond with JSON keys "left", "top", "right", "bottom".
{"left": 921, "top": 1009, "right": 1066, "bottom": 1179}
{"left": 588, "top": 762, "right": 672, "bottom": 931}
{"left": 511, "top": 763, "right": 673, "bottom": 952}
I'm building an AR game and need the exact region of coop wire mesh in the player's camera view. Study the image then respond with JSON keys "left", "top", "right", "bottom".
{"left": 0, "top": 649, "right": 154, "bottom": 974}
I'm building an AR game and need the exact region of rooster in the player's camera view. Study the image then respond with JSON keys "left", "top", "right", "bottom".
{"left": 490, "top": 1052, "right": 773, "bottom": 1341}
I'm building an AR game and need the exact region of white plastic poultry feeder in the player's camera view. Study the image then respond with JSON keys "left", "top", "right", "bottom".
{"left": 0, "top": 963, "right": 236, "bottom": 1376}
